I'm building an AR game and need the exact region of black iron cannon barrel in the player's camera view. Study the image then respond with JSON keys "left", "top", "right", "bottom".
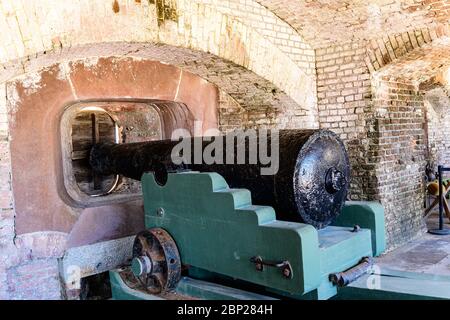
{"left": 89, "top": 129, "right": 350, "bottom": 229}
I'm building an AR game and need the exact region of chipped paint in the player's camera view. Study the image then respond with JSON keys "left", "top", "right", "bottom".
{"left": 15, "top": 231, "right": 68, "bottom": 259}
{"left": 58, "top": 62, "right": 78, "bottom": 99}
{"left": 56, "top": 63, "right": 69, "bottom": 81}
{"left": 5, "top": 84, "right": 20, "bottom": 117}
{"left": 77, "top": 56, "right": 100, "bottom": 69}
{"left": 19, "top": 72, "right": 43, "bottom": 95}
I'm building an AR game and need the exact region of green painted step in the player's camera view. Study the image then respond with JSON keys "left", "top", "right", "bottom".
{"left": 142, "top": 171, "right": 321, "bottom": 295}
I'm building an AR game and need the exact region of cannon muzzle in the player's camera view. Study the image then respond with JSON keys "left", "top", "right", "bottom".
{"left": 90, "top": 129, "right": 350, "bottom": 229}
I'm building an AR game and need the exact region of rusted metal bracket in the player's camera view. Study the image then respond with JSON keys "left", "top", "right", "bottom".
{"left": 250, "top": 256, "right": 293, "bottom": 279}
{"left": 329, "top": 256, "right": 373, "bottom": 287}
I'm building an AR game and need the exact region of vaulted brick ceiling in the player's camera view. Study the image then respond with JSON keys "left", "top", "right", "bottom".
{"left": 256, "top": 0, "right": 450, "bottom": 48}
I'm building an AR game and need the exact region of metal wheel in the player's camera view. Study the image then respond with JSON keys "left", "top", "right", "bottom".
{"left": 131, "top": 228, "right": 181, "bottom": 294}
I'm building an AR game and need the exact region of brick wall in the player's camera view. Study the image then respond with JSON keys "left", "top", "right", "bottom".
{"left": 0, "top": 83, "right": 12, "bottom": 213}
{"left": 318, "top": 62, "right": 428, "bottom": 249}
{"left": 199, "top": 0, "right": 316, "bottom": 76}
{"left": 218, "top": 90, "right": 247, "bottom": 132}
{"left": 316, "top": 36, "right": 450, "bottom": 249}
{"left": 424, "top": 87, "right": 450, "bottom": 168}
{"left": 367, "top": 38, "right": 450, "bottom": 248}
{"left": 371, "top": 78, "right": 427, "bottom": 247}
{"left": 6, "top": 260, "right": 62, "bottom": 300}
{"left": 158, "top": 0, "right": 318, "bottom": 127}
{"left": 0, "top": 232, "right": 67, "bottom": 300}
{"left": 316, "top": 42, "right": 373, "bottom": 201}
{"left": 0, "top": 81, "right": 14, "bottom": 298}
{"left": 427, "top": 66, "right": 450, "bottom": 168}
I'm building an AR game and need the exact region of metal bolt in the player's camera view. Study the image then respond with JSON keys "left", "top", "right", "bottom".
{"left": 251, "top": 256, "right": 264, "bottom": 271}
{"left": 255, "top": 262, "right": 263, "bottom": 271}
{"left": 156, "top": 207, "right": 165, "bottom": 217}
{"left": 282, "top": 263, "right": 293, "bottom": 279}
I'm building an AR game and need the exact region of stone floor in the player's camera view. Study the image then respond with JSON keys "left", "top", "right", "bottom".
{"left": 376, "top": 212, "right": 450, "bottom": 276}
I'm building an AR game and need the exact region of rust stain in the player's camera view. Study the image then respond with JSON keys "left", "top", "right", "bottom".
{"left": 225, "top": 21, "right": 250, "bottom": 69}
{"left": 135, "top": 0, "right": 141, "bottom": 3}
{"left": 154, "top": 0, "right": 178, "bottom": 26}
{"left": 112, "top": 0, "right": 120, "bottom": 13}
{"left": 51, "top": 37, "right": 63, "bottom": 50}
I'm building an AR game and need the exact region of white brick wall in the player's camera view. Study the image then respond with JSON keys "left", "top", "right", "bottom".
{"left": 197, "top": 0, "right": 315, "bottom": 75}
{"left": 256, "top": 0, "right": 450, "bottom": 48}
{"left": 0, "top": 0, "right": 318, "bottom": 127}
{"left": 0, "top": 83, "right": 7, "bottom": 135}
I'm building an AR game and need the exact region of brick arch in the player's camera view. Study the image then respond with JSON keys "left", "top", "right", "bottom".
{"left": 2, "top": 37, "right": 323, "bottom": 237}
{"left": 255, "top": 0, "right": 450, "bottom": 49}
{"left": 3, "top": 39, "right": 322, "bottom": 237}
{"left": 3, "top": 42, "right": 310, "bottom": 129}
{"left": 365, "top": 25, "right": 450, "bottom": 73}
{"left": 0, "top": 0, "right": 318, "bottom": 128}
{"left": 373, "top": 38, "right": 450, "bottom": 86}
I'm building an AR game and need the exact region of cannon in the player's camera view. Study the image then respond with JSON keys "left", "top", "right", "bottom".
{"left": 90, "top": 129, "right": 350, "bottom": 229}
{"left": 88, "top": 129, "right": 385, "bottom": 300}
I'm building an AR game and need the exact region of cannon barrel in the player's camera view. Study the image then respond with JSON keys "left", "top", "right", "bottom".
{"left": 90, "top": 129, "right": 350, "bottom": 229}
